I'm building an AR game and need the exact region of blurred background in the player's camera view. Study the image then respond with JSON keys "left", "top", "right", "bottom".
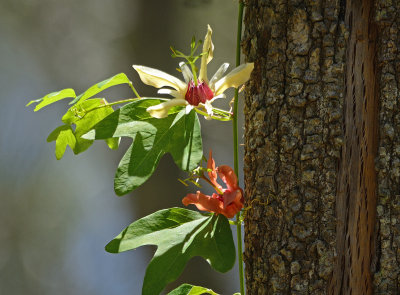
{"left": 0, "top": 0, "right": 246, "bottom": 294}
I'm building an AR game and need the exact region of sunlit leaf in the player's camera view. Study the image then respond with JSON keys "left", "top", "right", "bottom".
{"left": 83, "top": 98, "right": 202, "bottom": 195}
{"left": 168, "top": 284, "right": 219, "bottom": 295}
{"left": 106, "top": 208, "right": 235, "bottom": 295}
{"left": 47, "top": 125, "right": 76, "bottom": 160}
{"left": 27, "top": 89, "right": 76, "bottom": 111}
{"left": 69, "top": 73, "right": 132, "bottom": 105}
{"left": 47, "top": 99, "right": 119, "bottom": 159}
{"left": 105, "top": 137, "right": 119, "bottom": 150}
{"left": 63, "top": 98, "right": 119, "bottom": 154}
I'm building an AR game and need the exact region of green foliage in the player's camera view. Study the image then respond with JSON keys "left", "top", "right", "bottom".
{"left": 26, "top": 73, "right": 132, "bottom": 111}
{"left": 47, "top": 98, "right": 119, "bottom": 159}
{"left": 26, "top": 73, "right": 135, "bottom": 158}
{"left": 106, "top": 208, "right": 235, "bottom": 295}
{"left": 168, "top": 284, "right": 219, "bottom": 295}
{"left": 26, "top": 88, "right": 76, "bottom": 111}
{"left": 69, "top": 73, "right": 132, "bottom": 105}
{"left": 83, "top": 99, "right": 203, "bottom": 195}
{"left": 47, "top": 125, "right": 76, "bottom": 160}
{"left": 26, "top": 26, "right": 245, "bottom": 295}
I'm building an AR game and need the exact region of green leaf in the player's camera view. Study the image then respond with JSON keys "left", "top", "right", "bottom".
{"left": 46, "top": 99, "right": 119, "bottom": 159}
{"left": 27, "top": 89, "right": 76, "bottom": 111}
{"left": 83, "top": 98, "right": 202, "bottom": 195}
{"left": 168, "top": 284, "right": 219, "bottom": 295}
{"left": 69, "top": 73, "right": 131, "bottom": 105}
{"left": 47, "top": 125, "right": 76, "bottom": 160}
{"left": 63, "top": 98, "right": 119, "bottom": 154}
{"left": 106, "top": 137, "right": 120, "bottom": 150}
{"left": 106, "top": 208, "right": 235, "bottom": 295}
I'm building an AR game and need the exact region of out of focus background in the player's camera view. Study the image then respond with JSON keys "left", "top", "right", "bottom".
{"left": 0, "top": 0, "right": 245, "bottom": 294}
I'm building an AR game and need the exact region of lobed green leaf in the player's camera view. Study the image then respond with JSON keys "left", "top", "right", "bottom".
{"left": 47, "top": 98, "right": 119, "bottom": 159}
{"left": 83, "top": 98, "right": 202, "bottom": 195}
{"left": 106, "top": 208, "right": 235, "bottom": 295}
{"left": 27, "top": 88, "right": 76, "bottom": 111}
{"left": 47, "top": 125, "right": 76, "bottom": 160}
{"left": 69, "top": 73, "right": 132, "bottom": 105}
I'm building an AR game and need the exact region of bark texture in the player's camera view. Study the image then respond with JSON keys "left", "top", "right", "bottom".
{"left": 373, "top": 0, "right": 400, "bottom": 292}
{"left": 243, "top": 0, "right": 400, "bottom": 293}
{"left": 327, "top": 0, "right": 379, "bottom": 292}
{"left": 243, "top": 0, "right": 346, "bottom": 293}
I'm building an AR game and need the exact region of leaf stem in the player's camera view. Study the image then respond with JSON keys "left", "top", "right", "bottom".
{"left": 190, "top": 63, "right": 199, "bottom": 86}
{"left": 194, "top": 108, "right": 232, "bottom": 121}
{"left": 89, "top": 98, "right": 141, "bottom": 112}
{"left": 129, "top": 81, "right": 141, "bottom": 98}
{"left": 104, "top": 98, "right": 141, "bottom": 107}
{"left": 233, "top": 1, "right": 245, "bottom": 295}
{"left": 212, "top": 107, "right": 233, "bottom": 116}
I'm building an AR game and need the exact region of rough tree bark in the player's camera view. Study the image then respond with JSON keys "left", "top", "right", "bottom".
{"left": 242, "top": 0, "right": 400, "bottom": 293}
{"left": 373, "top": 0, "right": 400, "bottom": 293}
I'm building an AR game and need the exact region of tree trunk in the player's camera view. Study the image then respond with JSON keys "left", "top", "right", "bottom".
{"left": 243, "top": 0, "right": 400, "bottom": 293}
{"left": 243, "top": 0, "right": 346, "bottom": 292}
{"left": 373, "top": 0, "right": 400, "bottom": 292}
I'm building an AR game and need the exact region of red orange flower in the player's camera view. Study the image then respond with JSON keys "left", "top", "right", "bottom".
{"left": 182, "top": 151, "right": 244, "bottom": 218}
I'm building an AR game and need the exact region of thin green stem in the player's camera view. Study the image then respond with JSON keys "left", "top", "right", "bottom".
{"left": 104, "top": 98, "right": 141, "bottom": 107}
{"left": 194, "top": 108, "right": 232, "bottom": 121}
{"left": 129, "top": 82, "right": 141, "bottom": 98}
{"left": 233, "top": 1, "right": 245, "bottom": 295}
{"left": 190, "top": 62, "right": 198, "bottom": 85}
{"left": 89, "top": 98, "right": 141, "bottom": 112}
{"left": 212, "top": 107, "right": 232, "bottom": 116}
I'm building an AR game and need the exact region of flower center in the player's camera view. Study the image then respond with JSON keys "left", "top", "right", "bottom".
{"left": 184, "top": 80, "right": 214, "bottom": 106}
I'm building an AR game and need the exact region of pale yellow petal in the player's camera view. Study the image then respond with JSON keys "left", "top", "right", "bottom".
{"left": 214, "top": 63, "right": 254, "bottom": 95}
{"left": 157, "top": 88, "right": 180, "bottom": 98}
{"left": 146, "top": 98, "right": 187, "bottom": 119}
{"left": 204, "top": 101, "right": 214, "bottom": 117}
{"left": 204, "top": 25, "right": 214, "bottom": 64}
{"left": 209, "top": 63, "right": 229, "bottom": 90}
{"left": 133, "top": 65, "right": 186, "bottom": 91}
{"left": 179, "top": 62, "right": 193, "bottom": 83}
{"left": 185, "top": 105, "right": 194, "bottom": 114}
{"left": 199, "top": 25, "right": 214, "bottom": 83}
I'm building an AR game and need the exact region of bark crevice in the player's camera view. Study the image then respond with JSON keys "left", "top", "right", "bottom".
{"left": 328, "top": 0, "right": 378, "bottom": 292}
{"left": 373, "top": 0, "right": 400, "bottom": 292}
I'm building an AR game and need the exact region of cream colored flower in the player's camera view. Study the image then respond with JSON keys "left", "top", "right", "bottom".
{"left": 133, "top": 25, "right": 254, "bottom": 119}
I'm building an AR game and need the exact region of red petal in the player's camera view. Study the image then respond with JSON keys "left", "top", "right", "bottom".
{"left": 217, "top": 165, "right": 238, "bottom": 191}
{"left": 184, "top": 81, "right": 214, "bottom": 106}
{"left": 207, "top": 151, "right": 222, "bottom": 191}
{"left": 222, "top": 189, "right": 242, "bottom": 208}
{"left": 221, "top": 203, "right": 242, "bottom": 218}
{"left": 221, "top": 189, "right": 244, "bottom": 218}
{"left": 182, "top": 191, "right": 223, "bottom": 214}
